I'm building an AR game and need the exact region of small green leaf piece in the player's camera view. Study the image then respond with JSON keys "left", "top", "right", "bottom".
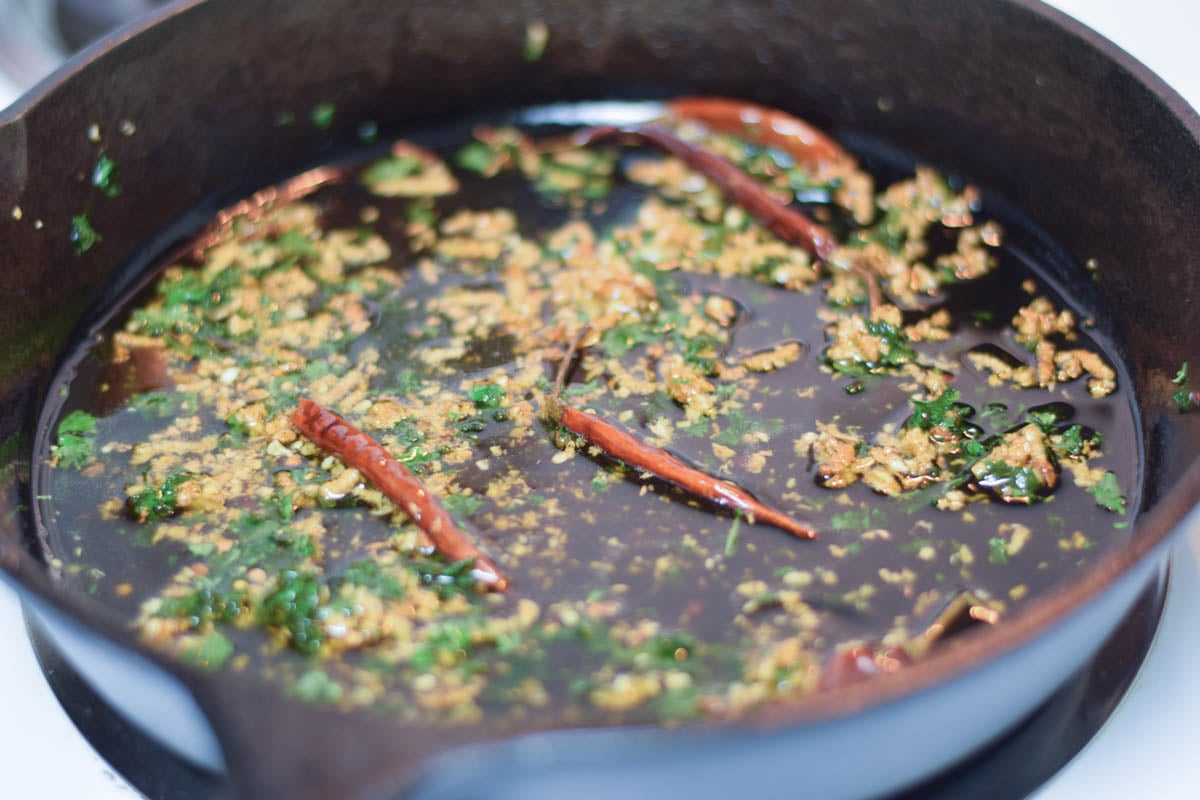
{"left": 51, "top": 410, "right": 99, "bottom": 469}
{"left": 70, "top": 213, "right": 102, "bottom": 254}
{"left": 1088, "top": 471, "right": 1127, "bottom": 514}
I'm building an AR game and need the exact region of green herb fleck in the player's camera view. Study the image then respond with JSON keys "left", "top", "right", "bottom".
{"left": 127, "top": 469, "right": 192, "bottom": 522}
{"left": 534, "top": 147, "right": 617, "bottom": 202}
{"left": 258, "top": 570, "right": 326, "bottom": 655}
{"left": 469, "top": 382, "right": 506, "bottom": 409}
{"left": 158, "top": 586, "right": 248, "bottom": 628}
{"left": 357, "top": 121, "right": 379, "bottom": 142}
{"left": 443, "top": 493, "right": 484, "bottom": 518}
{"left": 907, "top": 389, "right": 975, "bottom": 437}
{"left": 457, "top": 141, "right": 496, "bottom": 174}
{"left": 92, "top": 152, "right": 121, "bottom": 197}
{"left": 523, "top": 21, "right": 549, "bottom": 62}
{"left": 987, "top": 536, "right": 1009, "bottom": 564}
{"left": 1051, "top": 425, "right": 1099, "bottom": 459}
{"left": 1172, "top": 362, "right": 1197, "bottom": 412}
{"left": 179, "top": 631, "right": 235, "bottom": 670}
{"left": 395, "top": 370, "right": 424, "bottom": 395}
{"left": 51, "top": 409, "right": 98, "bottom": 469}
{"left": 407, "top": 556, "right": 484, "bottom": 598}
{"left": 1088, "top": 471, "right": 1127, "bottom": 514}
{"left": 600, "top": 322, "right": 659, "bottom": 358}
{"left": 1025, "top": 408, "right": 1063, "bottom": 432}
{"left": 290, "top": 669, "right": 344, "bottom": 704}
{"left": 341, "top": 560, "right": 406, "bottom": 600}
{"left": 830, "top": 506, "right": 887, "bottom": 532}
{"left": 972, "top": 460, "right": 1043, "bottom": 503}
{"left": 724, "top": 512, "right": 742, "bottom": 557}
{"left": 361, "top": 154, "right": 422, "bottom": 188}
{"left": 653, "top": 686, "right": 703, "bottom": 720}
{"left": 712, "top": 408, "right": 783, "bottom": 447}
{"left": 70, "top": 213, "right": 102, "bottom": 254}
{"left": 310, "top": 102, "right": 336, "bottom": 130}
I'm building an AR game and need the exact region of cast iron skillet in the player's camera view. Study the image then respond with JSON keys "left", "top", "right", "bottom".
{"left": 1, "top": 1, "right": 1199, "bottom": 798}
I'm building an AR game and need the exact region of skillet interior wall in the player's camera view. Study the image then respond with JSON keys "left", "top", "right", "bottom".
{"left": 0, "top": 0, "right": 1198, "bottom": 679}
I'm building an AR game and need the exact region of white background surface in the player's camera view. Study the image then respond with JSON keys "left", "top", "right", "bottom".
{"left": 1, "top": 1, "right": 1199, "bottom": 798}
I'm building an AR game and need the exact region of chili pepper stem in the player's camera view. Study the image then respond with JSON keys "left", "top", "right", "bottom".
{"left": 554, "top": 326, "right": 590, "bottom": 392}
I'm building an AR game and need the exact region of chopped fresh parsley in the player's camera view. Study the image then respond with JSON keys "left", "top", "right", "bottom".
{"left": 1173, "top": 362, "right": 1197, "bottom": 412}
{"left": 987, "top": 536, "right": 1009, "bottom": 564}
{"left": 1025, "top": 407, "right": 1065, "bottom": 432}
{"left": 407, "top": 555, "right": 484, "bottom": 598}
{"left": 523, "top": 21, "right": 549, "bottom": 62}
{"left": 1051, "top": 425, "right": 1100, "bottom": 458}
{"left": 907, "top": 389, "right": 977, "bottom": 438}
{"left": 158, "top": 586, "right": 248, "bottom": 629}
{"left": 127, "top": 469, "right": 192, "bottom": 522}
{"left": 178, "top": 631, "right": 235, "bottom": 670}
{"left": 442, "top": 493, "right": 484, "bottom": 518}
{"left": 309, "top": 101, "right": 336, "bottom": 130}
{"left": 70, "top": 213, "right": 101, "bottom": 254}
{"left": 258, "top": 570, "right": 326, "bottom": 654}
{"left": 469, "top": 382, "right": 506, "bottom": 409}
{"left": 340, "top": 560, "right": 406, "bottom": 600}
{"left": 600, "top": 321, "right": 659, "bottom": 358}
{"left": 290, "top": 669, "right": 344, "bottom": 703}
{"left": 1088, "top": 471, "right": 1126, "bottom": 514}
{"left": 534, "top": 147, "right": 616, "bottom": 202}
{"left": 361, "top": 154, "right": 423, "bottom": 188}
{"left": 92, "top": 152, "right": 121, "bottom": 197}
{"left": 394, "top": 369, "right": 425, "bottom": 394}
{"left": 51, "top": 409, "right": 98, "bottom": 469}
{"left": 830, "top": 506, "right": 887, "bottom": 532}
{"left": 712, "top": 407, "right": 783, "bottom": 446}
{"left": 456, "top": 140, "right": 496, "bottom": 174}
{"left": 972, "top": 460, "right": 1043, "bottom": 503}
{"left": 724, "top": 512, "right": 742, "bottom": 557}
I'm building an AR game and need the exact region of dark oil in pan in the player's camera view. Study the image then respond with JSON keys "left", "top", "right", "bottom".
{"left": 31, "top": 101, "right": 1142, "bottom": 730}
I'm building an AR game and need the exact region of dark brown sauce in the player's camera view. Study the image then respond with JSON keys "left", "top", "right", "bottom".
{"left": 33, "top": 105, "right": 1141, "bottom": 730}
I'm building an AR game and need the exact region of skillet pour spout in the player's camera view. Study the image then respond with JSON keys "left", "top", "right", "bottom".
{"left": 2, "top": 1, "right": 1200, "bottom": 798}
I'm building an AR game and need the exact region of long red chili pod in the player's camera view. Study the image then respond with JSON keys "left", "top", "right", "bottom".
{"left": 557, "top": 404, "right": 816, "bottom": 540}
{"left": 545, "top": 329, "right": 816, "bottom": 541}
{"left": 665, "top": 96, "right": 852, "bottom": 170}
{"left": 578, "top": 123, "right": 882, "bottom": 313}
{"left": 577, "top": 123, "right": 839, "bottom": 261}
{"left": 291, "top": 398, "right": 509, "bottom": 590}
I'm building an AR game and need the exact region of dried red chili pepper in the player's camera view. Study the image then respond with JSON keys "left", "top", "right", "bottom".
{"left": 578, "top": 123, "right": 839, "bottom": 261}
{"left": 818, "top": 643, "right": 913, "bottom": 691}
{"left": 576, "top": 124, "right": 881, "bottom": 312}
{"left": 544, "top": 328, "right": 817, "bottom": 541}
{"left": 665, "top": 96, "right": 852, "bottom": 170}
{"left": 291, "top": 398, "right": 509, "bottom": 590}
